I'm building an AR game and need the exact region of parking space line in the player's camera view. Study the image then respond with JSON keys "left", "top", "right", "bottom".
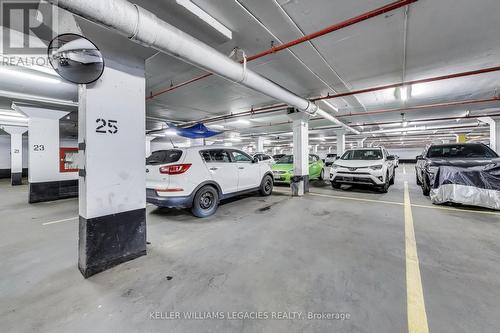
{"left": 273, "top": 188, "right": 404, "bottom": 206}
{"left": 404, "top": 182, "right": 429, "bottom": 333}
{"left": 275, "top": 189, "right": 500, "bottom": 216}
{"left": 308, "top": 192, "right": 404, "bottom": 206}
{"left": 42, "top": 216, "right": 78, "bottom": 225}
{"left": 411, "top": 203, "right": 500, "bottom": 216}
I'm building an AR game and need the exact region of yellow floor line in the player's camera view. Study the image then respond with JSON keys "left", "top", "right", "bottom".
{"left": 404, "top": 182, "right": 429, "bottom": 333}
{"left": 42, "top": 216, "right": 78, "bottom": 225}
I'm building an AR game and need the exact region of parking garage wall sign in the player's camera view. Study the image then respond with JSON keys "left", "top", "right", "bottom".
{"left": 1, "top": 0, "right": 58, "bottom": 67}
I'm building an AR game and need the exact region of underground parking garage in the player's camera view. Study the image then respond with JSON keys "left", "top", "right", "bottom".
{"left": 1, "top": 0, "right": 500, "bottom": 332}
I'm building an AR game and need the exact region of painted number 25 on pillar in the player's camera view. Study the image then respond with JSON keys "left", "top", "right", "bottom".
{"left": 95, "top": 119, "right": 118, "bottom": 134}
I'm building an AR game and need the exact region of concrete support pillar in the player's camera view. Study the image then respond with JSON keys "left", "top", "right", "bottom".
{"left": 0, "top": 125, "right": 27, "bottom": 185}
{"left": 357, "top": 138, "right": 367, "bottom": 148}
{"left": 478, "top": 117, "right": 500, "bottom": 152}
{"left": 312, "top": 144, "right": 318, "bottom": 154}
{"left": 336, "top": 130, "right": 346, "bottom": 157}
{"left": 77, "top": 60, "right": 146, "bottom": 278}
{"left": 145, "top": 135, "right": 155, "bottom": 157}
{"left": 494, "top": 121, "right": 500, "bottom": 153}
{"left": 257, "top": 136, "right": 265, "bottom": 152}
{"left": 14, "top": 105, "right": 77, "bottom": 203}
{"left": 288, "top": 110, "right": 310, "bottom": 196}
{"left": 272, "top": 147, "right": 279, "bottom": 155}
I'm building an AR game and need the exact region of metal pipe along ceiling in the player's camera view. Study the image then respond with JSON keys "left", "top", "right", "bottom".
{"left": 183, "top": 67, "right": 500, "bottom": 126}
{"left": 48, "top": 0, "right": 359, "bottom": 134}
{"left": 147, "top": 0, "right": 418, "bottom": 99}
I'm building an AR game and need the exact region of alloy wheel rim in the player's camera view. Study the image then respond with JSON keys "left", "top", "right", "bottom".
{"left": 264, "top": 179, "right": 272, "bottom": 193}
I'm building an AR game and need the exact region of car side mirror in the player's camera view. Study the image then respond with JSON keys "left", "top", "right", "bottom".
{"left": 252, "top": 157, "right": 259, "bottom": 163}
{"left": 416, "top": 155, "right": 423, "bottom": 160}
{"left": 386, "top": 155, "right": 395, "bottom": 161}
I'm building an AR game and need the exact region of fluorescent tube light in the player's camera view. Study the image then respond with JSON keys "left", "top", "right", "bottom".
{"left": 176, "top": 0, "right": 232, "bottom": 39}
{"left": 321, "top": 100, "right": 338, "bottom": 112}
{"left": 0, "top": 66, "right": 62, "bottom": 84}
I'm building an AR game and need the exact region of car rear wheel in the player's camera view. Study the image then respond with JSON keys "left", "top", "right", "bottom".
{"left": 416, "top": 173, "right": 422, "bottom": 185}
{"left": 422, "top": 175, "right": 430, "bottom": 196}
{"left": 259, "top": 175, "right": 273, "bottom": 196}
{"left": 389, "top": 170, "right": 395, "bottom": 185}
{"left": 191, "top": 185, "right": 219, "bottom": 218}
{"left": 319, "top": 168, "right": 325, "bottom": 180}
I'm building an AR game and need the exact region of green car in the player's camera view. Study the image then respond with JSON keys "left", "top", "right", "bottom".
{"left": 272, "top": 154, "right": 325, "bottom": 184}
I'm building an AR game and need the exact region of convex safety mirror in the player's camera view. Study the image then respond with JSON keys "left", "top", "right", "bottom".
{"left": 48, "top": 33, "right": 104, "bottom": 84}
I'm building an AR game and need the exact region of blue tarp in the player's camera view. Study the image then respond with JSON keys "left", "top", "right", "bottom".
{"left": 175, "top": 123, "right": 222, "bottom": 139}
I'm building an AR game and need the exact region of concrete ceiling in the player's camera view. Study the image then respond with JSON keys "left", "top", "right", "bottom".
{"left": 140, "top": 0, "right": 500, "bottom": 149}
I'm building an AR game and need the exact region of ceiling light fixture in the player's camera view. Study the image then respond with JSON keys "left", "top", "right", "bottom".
{"left": 398, "top": 86, "right": 410, "bottom": 102}
{"left": 164, "top": 129, "right": 178, "bottom": 136}
{"left": 321, "top": 100, "right": 338, "bottom": 112}
{"left": 401, "top": 113, "right": 408, "bottom": 127}
{"left": 0, "top": 110, "right": 27, "bottom": 118}
{"left": 176, "top": 0, "right": 232, "bottom": 39}
{"left": 235, "top": 119, "right": 251, "bottom": 125}
{"left": 0, "top": 66, "right": 62, "bottom": 84}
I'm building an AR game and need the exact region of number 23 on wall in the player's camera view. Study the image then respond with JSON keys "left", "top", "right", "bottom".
{"left": 96, "top": 119, "right": 118, "bottom": 134}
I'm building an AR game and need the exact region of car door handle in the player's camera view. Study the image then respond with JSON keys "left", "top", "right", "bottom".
{"left": 209, "top": 167, "right": 219, "bottom": 171}
{"left": 238, "top": 166, "right": 245, "bottom": 169}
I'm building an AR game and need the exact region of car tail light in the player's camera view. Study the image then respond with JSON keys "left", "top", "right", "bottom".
{"left": 159, "top": 164, "right": 192, "bottom": 175}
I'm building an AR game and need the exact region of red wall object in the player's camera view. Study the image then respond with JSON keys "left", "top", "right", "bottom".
{"left": 59, "top": 147, "right": 79, "bottom": 173}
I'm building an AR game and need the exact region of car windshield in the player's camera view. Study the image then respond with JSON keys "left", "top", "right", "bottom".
{"left": 146, "top": 150, "right": 182, "bottom": 165}
{"left": 341, "top": 149, "right": 383, "bottom": 160}
{"left": 276, "top": 155, "right": 293, "bottom": 164}
{"left": 427, "top": 144, "right": 498, "bottom": 158}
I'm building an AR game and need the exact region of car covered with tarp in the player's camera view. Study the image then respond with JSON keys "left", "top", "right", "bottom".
{"left": 415, "top": 143, "right": 500, "bottom": 210}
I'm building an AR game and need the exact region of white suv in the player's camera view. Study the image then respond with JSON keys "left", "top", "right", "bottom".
{"left": 324, "top": 153, "right": 338, "bottom": 166}
{"left": 330, "top": 148, "right": 396, "bottom": 193}
{"left": 146, "top": 147, "right": 274, "bottom": 217}
{"left": 252, "top": 153, "right": 275, "bottom": 166}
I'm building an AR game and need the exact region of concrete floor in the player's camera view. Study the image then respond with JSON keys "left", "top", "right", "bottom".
{"left": 1, "top": 165, "right": 500, "bottom": 332}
